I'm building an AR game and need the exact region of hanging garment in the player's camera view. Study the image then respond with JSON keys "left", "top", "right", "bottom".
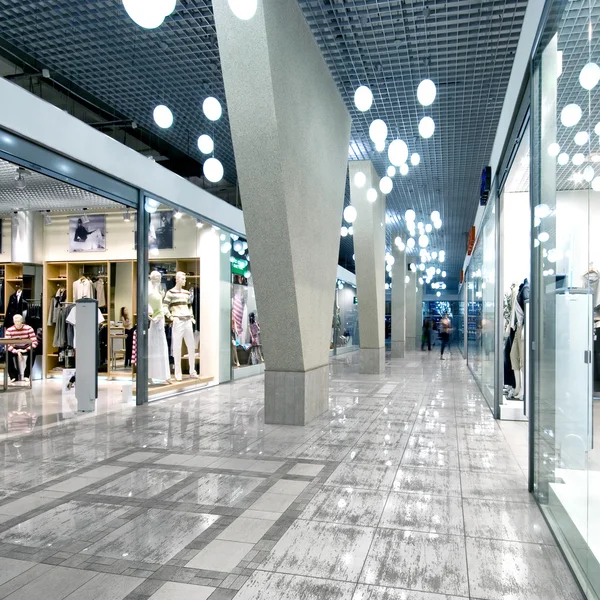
{"left": 65, "top": 306, "right": 105, "bottom": 349}
{"left": 504, "top": 328, "right": 516, "bottom": 388}
{"left": 191, "top": 286, "right": 200, "bottom": 332}
{"left": 241, "top": 303, "right": 249, "bottom": 344}
{"left": 232, "top": 294, "right": 244, "bottom": 336}
{"left": 94, "top": 279, "right": 106, "bottom": 308}
{"left": 47, "top": 289, "right": 66, "bottom": 326}
{"left": 73, "top": 278, "right": 93, "bottom": 300}
{"left": 149, "top": 317, "right": 170, "bottom": 381}
{"left": 132, "top": 329, "right": 137, "bottom": 365}
{"left": 510, "top": 323, "right": 525, "bottom": 371}
{"left": 250, "top": 322, "right": 261, "bottom": 346}
{"left": 4, "top": 291, "right": 27, "bottom": 329}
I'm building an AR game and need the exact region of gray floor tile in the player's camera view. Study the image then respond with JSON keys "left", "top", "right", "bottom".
{"left": 249, "top": 492, "right": 295, "bottom": 513}
{"left": 83, "top": 509, "right": 219, "bottom": 563}
{"left": 287, "top": 463, "right": 325, "bottom": 477}
{"left": 459, "top": 451, "right": 523, "bottom": 474}
{"left": 90, "top": 468, "right": 191, "bottom": 499}
{"left": 460, "top": 471, "right": 532, "bottom": 503}
{"left": 466, "top": 537, "right": 584, "bottom": 600}
{"left": 216, "top": 516, "right": 274, "bottom": 543}
{"left": 352, "top": 584, "right": 466, "bottom": 599}
{"left": 117, "top": 452, "right": 159, "bottom": 463}
{"left": 148, "top": 581, "right": 215, "bottom": 600}
{"left": 168, "top": 473, "right": 263, "bottom": 507}
{"left": 0, "top": 557, "right": 37, "bottom": 586}
{"left": 345, "top": 445, "right": 405, "bottom": 466}
{"left": 186, "top": 539, "right": 254, "bottom": 572}
{"left": 301, "top": 486, "right": 388, "bottom": 527}
{"left": 380, "top": 492, "right": 464, "bottom": 535}
{"left": 262, "top": 519, "right": 374, "bottom": 582}
{"left": 326, "top": 463, "right": 397, "bottom": 490}
{"left": 401, "top": 448, "right": 460, "bottom": 470}
{"left": 1, "top": 566, "right": 96, "bottom": 600}
{"left": 393, "top": 467, "right": 462, "bottom": 497}
{"left": 233, "top": 571, "right": 355, "bottom": 600}
{"left": 360, "top": 528, "right": 469, "bottom": 597}
{"left": 63, "top": 573, "right": 144, "bottom": 600}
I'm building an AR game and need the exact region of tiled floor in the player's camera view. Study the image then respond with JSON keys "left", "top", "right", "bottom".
{"left": 0, "top": 350, "right": 584, "bottom": 599}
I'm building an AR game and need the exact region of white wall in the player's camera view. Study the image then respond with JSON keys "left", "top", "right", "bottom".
{"left": 503, "top": 191, "right": 531, "bottom": 290}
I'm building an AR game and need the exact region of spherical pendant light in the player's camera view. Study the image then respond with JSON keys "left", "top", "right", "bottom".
{"left": 592, "top": 177, "right": 600, "bottom": 192}
{"left": 153, "top": 104, "right": 173, "bottom": 128}
{"left": 348, "top": 226, "right": 354, "bottom": 235}
{"left": 410, "top": 153, "right": 421, "bottom": 166}
{"left": 163, "top": 0, "right": 177, "bottom": 15}
{"left": 400, "top": 164, "right": 409, "bottom": 176}
{"left": 388, "top": 139, "right": 408, "bottom": 166}
{"left": 579, "top": 62, "right": 600, "bottom": 91}
{"left": 430, "top": 210, "right": 440, "bottom": 221}
{"left": 367, "top": 188, "right": 378, "bottom": 203}
{"left": 558, "top": 152, "right": 569, "bottom": 166}
{"left": 419, "top": 116, "right": 435, "bottom": 138}
{"left": 204, "top": 157, "right": 224, "bottom": 183}
{"left": 560, "top": 104, "right": 582, "bottom": 127}
{"left": 407, "top": 238, "right": 415, "bottom": 249}
{"left": 418, "top": 234, "right": 429, "bottom": 248}
{"left": 123, "top": 0, "right": 167, "bottom": 29}
{"left": 375, "top": 140, "right": 386, "bottom": 152}
{"left": 341, "top": 226, "right": 349, "bottom": 237}
{"left": 203, "top": 97, "right": 222, "bottom": 121}
{"left": 354, "top": 171, "right": 367, "bottom": 188}
{"left": 197, "top": 134, "right": 214, "bottom": 154}
{"left": 354, "top": 86, "right": 373, "bottom": 112}
{"left": 343, "top": 205, "right": 357, "bottom": 224}
{"left": 584, "top": 166, "right": 595, "bottom": 182}
{"left": 369, "top": 119, "right": 388, "bottom": 143}
{"left": 228, "top": 0, "right": 258, "bottom": 20}
{"left": 547, "top": 143, "right": 560, "bottom": 156}
{"left": 573, "top": 153, "right": 585, "bottom": 166}
{"left": 394, "top": 236, "right": 402, "bottom": 247}
{"left": 405, "top": 209, "right": 416, "bottom": 223}
{"left": 387, "top": 166, "right": 396, "bottom": 177}
{"left": 379, "top": 177, "right": 393, "bottom": 195}
{"left": 574, "top": 131, "right": 589, "bottom": 146}
{"left": 417, "top": 79, "right": 437, "bottom": 106}
{"left": 425, "top": 223, "right": 432, "bottom": 233}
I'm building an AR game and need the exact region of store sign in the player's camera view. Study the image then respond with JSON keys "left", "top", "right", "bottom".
{"left": 467, "top": 226, "right": 476, "bottom": 256}
{"left": 231, "top": 258, "right": 248, "bottom": 275}
{"left": 480, "top": 166, "right": 491, "bottom": 205}
{"left": 353, "top": 296, "right": 358, "bottom": 305}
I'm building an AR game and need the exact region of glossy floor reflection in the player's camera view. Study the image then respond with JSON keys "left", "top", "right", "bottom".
{"left": 0, "top": 350, "right": 584, "bottom": 599}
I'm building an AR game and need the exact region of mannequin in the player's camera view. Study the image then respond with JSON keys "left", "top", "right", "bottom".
{"left": 165, "top": 271, "right": 198, "bottom": 381}
{"left": 509, "top": 279, "right": 529, "bottom": 399}
{"left": 6, "top": 314, "right": 38, "bottom": 382}
{"left": 4, "top": 284, "right": 27, "bottom": 328}
{"left": 148, "top": 271, "right": 171, "bottom": 383}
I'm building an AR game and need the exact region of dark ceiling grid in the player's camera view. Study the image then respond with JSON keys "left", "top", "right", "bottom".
{"left": 298, "top": 0, "right": 527, "bottom": 289}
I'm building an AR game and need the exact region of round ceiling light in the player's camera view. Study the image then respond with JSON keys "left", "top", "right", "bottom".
{"left": 534, "top": 203, "right": 551, "bottom": 219}
{"left": 430, "top": 210, "right": 440, "bottom": 221}
{"left": 593, "top": 177, "right": 600, "bottom": 192}
{"left": 575, "top": 131, "right": 589, "bottom": 146}
{"left": 197, "top": 134, "right": 214, "bottom": 154}
{"left": 419, "top": 116, "right": 435, "bottom": 139}
{"left": 123, "top": 0, "right": 171, "bottom": 29}
{"left": 394, "top": 236, "right": 403, "bottom": 246}
{"left": 573, "top": 153, "right": 585, "bottom": 166}
{"left": 387, "top": 166, "right": 396, "bottom": 177}
{"left": 203, "top": 157, "right": 224, "bottom": 183}
{"left": 369, "top": 119, "right": 388, "bottom": 143}
{"left": 375, "top": 140, "right": 385, "bottom": 152}
{"left": 425, "top": 223, "right": 432, "bottom": 233}
{"left": 228, "top": 0, "right": 258, "bottom": 19}
{"left": 203, "top": 97, "right": 222, "bottom": 121}
{"left": 354, "top": 171, "right": 367, "bottom": 188}
{"left": 418, "top": 234, "right": 429, "bottom": 248}
{"left": 405, "top": 209, "right": 416, "bottom": 222}
{"left": 153, "top": 104, "right": 173, "bottom": 128}
{"left": 400, "top": 164, "right": 409, "bottom": 176}
{"left": 367, "top": 188, "right": 378, "bottom": 203}
{"left": 547, "top": 143, "right": 560, "bottom": 156}
{"left": 410, "top": 153, "right": 421, "bottom": 166}
{"left": 341, "top": 226, "right": 348, "bottom": 237}
{"left": 379, "top": 177, "right": 393, "bottom": 195}
{"left": 579, "top": 62, "right": 600, "bottom": 91}
{"left": 354, "top": 85, "right": 373, "bottom": 112}
{"left": 583, "top": 166, "right": 595, "bottom": 182}
{"left": 538, "top": 232, "right": 550, "bottom": 243}
{"left": 388, "top": 139, "right": 408, "bottom": 166}
{"left": 407, "top": 237, "right": 416, "bottom": 249}
{"left": 417, "top": 79, "right": 437, "bottom": 106}
{"left": 557, "top": 152, "right": 569, "bottom": 166}
{"left": 343, "top": 205, "right": 357, "bottom": 223}
{"left": 560, "top": 103, "right": 582, "bottom": 127}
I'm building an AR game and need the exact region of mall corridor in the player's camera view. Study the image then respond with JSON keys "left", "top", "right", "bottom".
{"left": 0, "top": 351, "right": 582, "bottom": 600}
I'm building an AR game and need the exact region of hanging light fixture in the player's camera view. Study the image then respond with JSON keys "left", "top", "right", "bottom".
{"left": 197, "top": 134, "right": 214, "bottom": 154}
{"left": 123, "top": 0, "right": 174, "bottom": 29}
{"left": 410, "top": 153, "right": 421, "bottom": 166}
{"left": 341, "top": 226, "right": 349, "bottom": 237}
{"left": 573, "top": 153, "right": 585, "bottom": 166}
{"left": 204, "top": 157, "right": 224, "bottom": 182}
{"left": 367, "top": 188, "right": 378, "bottom": 203}
{"left": 419, "top": 116, "right": 435, "bottom": 138}
{"left": 405, "top": 209, "right": 416, "bottom": 222}
{"left": 343, "top": 205, "right": 357, "bottom": 223}
{"left": 369, "top": 119, "right": 388, "bottom": 144}
{"left": 430, "top": 210, "right": 440, "bottom": 221}
{"left": 203, "top": 97, "right": 222, "bottom": 121}
{"left": 574, "top": 131, "right": 589, "bottom": 146}
{"left": 418, "top": 234, "right": 429, "bottom": 248}
{"left": 557, "top": 152, "right": 570, "bottom": 165}
{"left": 407, "top": 237, "right": 416, "bottom": 249}
{"left": 547, "top": 143, "right": 560, "bottom": 156}
{"left": 560, "top": 104, "right": 582, "bottom": 127}
{"left": 417, "top": 79, "right": 436, "bottom": 106}
{"left": 388, "top": 139, "right": 408, "bottom": 166}
{"left": 379, "top": 177, "right": 393, "bottom": 195}
{"left": 153, "top": 105, "right": 173, "bottom": 128}
{"left": 400, "top": 164, "right": 409, "bottom": 176}
{"left": 228, "top": 0, "right": 258, "bottom": 20}
{"left": 354, "top": 171, "right": 367, "bottom": 188}
{"left": 579, "top": 62, "right": 600, "bottom": 91}
{"left": 354, "top": 86, "right": 373, "bottom": 112}
{"left": 425, "top": 223, "right": 432, "bottom": 233}
{"left": 387, "top": 166, "right": 396, "bottom": 177}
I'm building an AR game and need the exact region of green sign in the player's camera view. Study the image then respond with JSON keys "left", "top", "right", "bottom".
{"left": 231, "top": 258, "right": 248, "bottom": 275}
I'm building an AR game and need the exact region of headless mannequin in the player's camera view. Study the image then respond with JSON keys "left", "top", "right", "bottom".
{"left": 165, "top": 272, "right": 198, "bottom": 381}
{"left": 148, "top": 271, "right": 171, "bottom": 383}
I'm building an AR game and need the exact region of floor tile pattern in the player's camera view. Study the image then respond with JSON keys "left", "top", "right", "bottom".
{"left": 0, "top": 350, "right": 584, "bottom": 599}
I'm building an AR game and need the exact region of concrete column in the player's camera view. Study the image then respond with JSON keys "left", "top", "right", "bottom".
{"left": 391, "top": 240, "right": 406, "bottom": 358}
{"left": 11, "top": 211, "right": 34, "bottom": 263}
{"left": 213, "top": 0, "right": 351, "bottom": 425}
{"left": 406, "top": 271, "right": 417, "bottom": 349}
{"left": 349, "top": 161, "right": 386, "bottom": 374}
{"left": 415, "top": 282, "right": 423, "bottom": 348}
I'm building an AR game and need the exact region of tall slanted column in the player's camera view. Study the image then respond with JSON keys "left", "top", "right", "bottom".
{"left": 391, "top": 239, "right": 406, "bottom": 358}
{"left": 213, "top": 0, "right": 351, "bottom": 425}
{"left": 349, "top": 161, "right": 386, "bottom": 374}
{"left": 406, "top": 270, "right": 417, "bottom": 349}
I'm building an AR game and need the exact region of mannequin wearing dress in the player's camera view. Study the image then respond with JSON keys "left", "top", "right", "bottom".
{"left": 164, "top": 271, "right": 198, "bottom": 381}
{"left": 148, "top": 271, "right": 171, "bottom": 383}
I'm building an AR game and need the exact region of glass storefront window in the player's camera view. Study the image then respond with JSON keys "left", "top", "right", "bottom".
{"left": 531, "top": 0, "right": 600, "bottom": 594}
{"left": 466, "top": 190, "right": 496, "bottom": 410}
{"left": 332, "top": 280, "right": 359, "bottom": 355}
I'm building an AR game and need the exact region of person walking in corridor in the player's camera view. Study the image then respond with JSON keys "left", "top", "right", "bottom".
{"left": 421, "top": 317, "right": 432, "bottom": 351}
{"left": 440, "top": 313, "right": 451, "bottom": 359}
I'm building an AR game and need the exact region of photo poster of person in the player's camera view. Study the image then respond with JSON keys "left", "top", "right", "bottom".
{"left": 69, "top": 214, "right": 106, "bottom": 252}
{"left": 133, "top": 210, "right": 174, "bottom": 250}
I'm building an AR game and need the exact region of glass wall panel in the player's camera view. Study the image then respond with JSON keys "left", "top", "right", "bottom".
{"left": 332, "top": 280, "right": 359, "bottom": 355}
{"left": 531, "top": 0, "right": 600, "bottom": 594}
{"left": 466, "top": 192, "right": 496, "bottom": 409}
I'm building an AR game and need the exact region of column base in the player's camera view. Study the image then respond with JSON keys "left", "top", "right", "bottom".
{"left": 264, "top": 365, "right": 329, "bottom": 425}
{"left": 391, "top": 341, "right": 405, "bottom": 358}
{"left": 406, "top": 336, "right": 416, "bottom": 349}
{"left": 360, "top": 347, "right": 385, "bottom": 374}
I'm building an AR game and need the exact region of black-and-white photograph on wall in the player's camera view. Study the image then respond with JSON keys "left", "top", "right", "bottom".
{"left": 69, "top": 214, "right": 106, "bottom": 252}
{"left": 134, "top": 210, "right": 174, "bottom": 251}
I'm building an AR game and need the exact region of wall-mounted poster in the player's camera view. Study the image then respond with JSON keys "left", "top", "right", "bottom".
{"left": 134, "top": 210, "right": 174, "bottom": 251}
{"left": 69, "top": 215, "right": 106, "bottom": 252}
